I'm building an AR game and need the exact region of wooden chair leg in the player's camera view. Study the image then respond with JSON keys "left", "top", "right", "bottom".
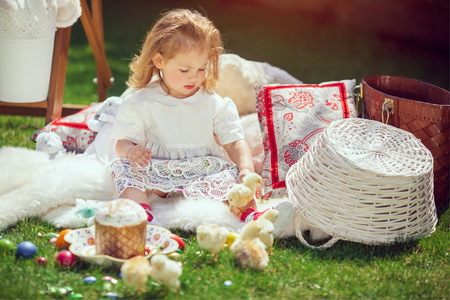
{"left": 92, "top": 0, "right": 109, "bottom": 101}
{"left": 45, "top": 27, "right": 72, "bottom": 124}
{"left": 79, "top": 0, "right": 113, "bottom": 102}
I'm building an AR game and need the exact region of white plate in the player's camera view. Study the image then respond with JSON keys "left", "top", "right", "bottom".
{"left": 64, "top": 225, "right": 179, "bottom": 268}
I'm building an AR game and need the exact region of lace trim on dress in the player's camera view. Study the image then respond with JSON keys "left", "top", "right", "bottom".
{"left": 110, "top": 156, "right": 239, "bottom": 201}
{"left": 145, "top": 140, "right": 229, "bottom": 161}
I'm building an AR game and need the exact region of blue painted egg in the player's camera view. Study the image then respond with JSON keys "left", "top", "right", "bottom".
{"left": 84, "top": 276, "right": 97, "bottom": 284}
{"left": 16, "top": 241, "right": 37, "bottom": 258}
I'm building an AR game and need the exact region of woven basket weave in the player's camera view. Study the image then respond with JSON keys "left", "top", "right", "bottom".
{"left": 286, "top": 118, "right": 438, "bottom": 249}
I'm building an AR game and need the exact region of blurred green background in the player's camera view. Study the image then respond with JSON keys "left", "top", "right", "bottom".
{"left": 65, "top": 0, "right": 449, "bottom": 106}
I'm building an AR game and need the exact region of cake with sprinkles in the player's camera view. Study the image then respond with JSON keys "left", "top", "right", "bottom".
{"left": 95, "top": 199, "right": 147, "bottom": 259}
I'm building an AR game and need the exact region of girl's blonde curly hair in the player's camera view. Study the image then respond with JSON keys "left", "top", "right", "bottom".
{"left": 127, "top": 9, "right": 223, "bottom": 92}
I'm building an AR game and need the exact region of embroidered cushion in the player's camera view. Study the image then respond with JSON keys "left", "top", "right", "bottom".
{"left": 256, "top": 80, "right": 358, "bottom": 199}
{"left": 31, "top": 103, "right": 99, "bottom": 153}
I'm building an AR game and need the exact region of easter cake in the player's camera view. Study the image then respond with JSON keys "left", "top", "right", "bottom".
{"left": 95, "top": 199, "right": 147, "bottom": 259}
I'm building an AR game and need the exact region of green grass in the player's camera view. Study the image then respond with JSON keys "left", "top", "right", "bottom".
{"left": 0, "top": 0, "right": 449, "bottom": 299}
{"left": 0, "top": 213, "right": 449, "bottom": 299}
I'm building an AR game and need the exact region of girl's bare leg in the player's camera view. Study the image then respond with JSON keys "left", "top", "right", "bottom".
{"left": 120, "top": 187, "right": 150, "bottom": 204}
{"left": 119, "top": 187, "right": 166, "bottom": 225}
{"left": 119, "top": 188, "right": 168, "bottom": 204}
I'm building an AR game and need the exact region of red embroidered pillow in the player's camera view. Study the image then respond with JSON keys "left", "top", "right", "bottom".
{"left": 256, "top": 80, "right": 357, "bottom": 199}
{"left": 31, "top": 103, "right": 99, "bottom": 153}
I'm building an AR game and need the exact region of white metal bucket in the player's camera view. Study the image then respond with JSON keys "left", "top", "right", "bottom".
{"left": 0, "top": 4, "right": 57, "bottom": 103}
{"left": 0, "top": 37, "right": 55, "bottom": 103}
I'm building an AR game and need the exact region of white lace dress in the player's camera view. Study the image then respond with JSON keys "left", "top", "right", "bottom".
{"left": 109, "top": 81, "right": 244, "bottom": 201}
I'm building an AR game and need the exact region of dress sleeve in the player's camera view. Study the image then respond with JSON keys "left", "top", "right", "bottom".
{"left": 111, "top": 96, "right": 147, "bottom": 145}
{"left": 213, "top": 96, "right": 245, "bottom": 145}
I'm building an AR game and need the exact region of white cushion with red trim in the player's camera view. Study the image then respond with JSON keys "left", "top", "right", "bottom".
{"left": 255, "top": 80, "right": 357, "bottom": 199}
{"left": 31, "top": 103, "right": 100, "bottom": 153}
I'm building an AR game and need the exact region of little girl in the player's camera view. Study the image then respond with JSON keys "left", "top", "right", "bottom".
{"left": 110, "top": 9, "right": 294, "bottom": 231}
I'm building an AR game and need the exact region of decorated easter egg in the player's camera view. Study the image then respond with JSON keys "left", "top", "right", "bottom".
{"left": 225, "top": 232, "right": 240, "bottom": 247}
{"left": 84, "top": 276, "right": 97, "bottom": 284}
{"left": 170, "top": 233, "right": 185, "bottom": 251}
{"left": 55, "top": 229, "right": 72, "bottom": 250}
{"left": 16, "top": 241, "right": 37, "bottom": 258}
{"left": 36, "top": 256, "right": 48, "bottom": 265}
{"left": 102, "top": 276, "right": 114, "bottom": 281}
{"left": 56, "top": 250, "right": 76, "bottom": 267}
{"left": 223, "top": 280, "right": 233, "bottom": 287}
{"left": 61, "top": 287, "right": 73, "bottom": 295}
{"left": 0, "top": 239, "right": 15, "bottom": 253}
{"left": 168, "top": 252, "right": 181, "bottom": 260}
{"left": 103, "top": 292, "right": 118, "bottom": 298}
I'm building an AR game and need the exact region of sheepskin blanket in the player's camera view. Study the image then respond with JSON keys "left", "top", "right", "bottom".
{"left": 42, "top": 194, "right": 295, "bottom": 237}
{"left": 0, "top": 147, "right": 113, "bottom": 230}
{"left": 0, "top": 147, "right": 294, "bottom": 236}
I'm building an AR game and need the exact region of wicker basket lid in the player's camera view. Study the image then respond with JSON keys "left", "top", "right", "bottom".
{"left": 286, "top": 118, "right": 437, "bottom": 249}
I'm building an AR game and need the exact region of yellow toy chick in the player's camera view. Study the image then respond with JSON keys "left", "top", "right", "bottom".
{"left": 149, "top": 254, "right": 182, "bottom": 292}
{"left": 227, "top": 173, "right": 263, "bottom": 213}
{"left": 120, "top": 256, "right": 152, "bottom": 292}
{"left": 256, "top": 209, "right": 279, "bottom": 254}
{"left": 230, "top": 221, "right": 269, "bottom": 271}
{"left": 197, "top": 224, "right": 231, "bottom": 262}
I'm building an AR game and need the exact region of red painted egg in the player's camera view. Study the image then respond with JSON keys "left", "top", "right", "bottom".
{"left": 56, "top": 250, "right": 76, "bottom": 267}
{"left": 36, "top": 256, "right": 48, "bottom": 265}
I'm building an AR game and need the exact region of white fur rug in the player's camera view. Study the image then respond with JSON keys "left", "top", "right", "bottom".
{"left": 0, "top": 147, "right": 114, "bottom": 230}
{"left": 0, "top": 147, "right": 294, "bottom": 237}
{"left": 42, "top": 194, "right": 295, "bottom": 237}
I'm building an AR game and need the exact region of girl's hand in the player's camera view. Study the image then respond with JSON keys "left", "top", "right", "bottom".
{"left": 127, "top": 144, "right": 152, "bottom": 168}
{"left": 238, "top": 168, "right": 252, "bottom": 183}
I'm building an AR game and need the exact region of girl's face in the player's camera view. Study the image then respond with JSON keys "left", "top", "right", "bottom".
{"left": 154, "top": 49, "right": 209, "bottom": 99}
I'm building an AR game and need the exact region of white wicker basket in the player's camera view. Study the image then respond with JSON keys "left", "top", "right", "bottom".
{"left": 286, "top": 118, "right": 437, "bottom": 249}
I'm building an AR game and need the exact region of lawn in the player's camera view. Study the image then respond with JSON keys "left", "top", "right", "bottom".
{"left": 0, "top": 213, "right": 448, "bottom": 299}
{"left": 0, "top": 0, "right": 449, "bottom": 299}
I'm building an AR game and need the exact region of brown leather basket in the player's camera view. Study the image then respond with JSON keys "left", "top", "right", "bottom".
{"left": 361, "top": 75, "right": 449, "bottom": 209}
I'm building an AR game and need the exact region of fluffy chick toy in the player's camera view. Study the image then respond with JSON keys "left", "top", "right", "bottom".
{"left": 227, "top": 173, "right": 263, "bottom": 211}
{"left": 149, "top": 254, "right": 182, "bottom": 291}
{"left": 230, "top": 221, "right": 269, "bottom": 271}
{"left": 197, "top": 224, "right": 230, "bottom": 262}
{"left": 35, "top": 131, "right": 66, "bottom": 159}
{"left": 256, "top": 209, "right": 279, "bottom": 254}
{"left": 120, "top": 256, "right": 151, "bottom": 292}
